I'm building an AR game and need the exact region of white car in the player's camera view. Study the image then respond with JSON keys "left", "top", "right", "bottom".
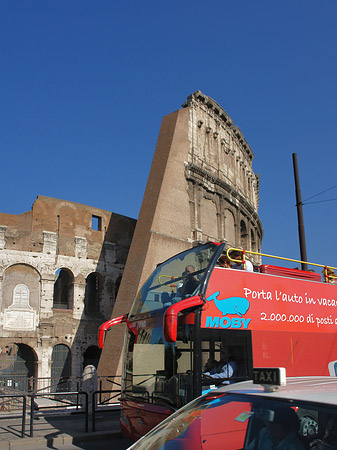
{"left": 127, "top": 369, "right": 337, "bottom": 449}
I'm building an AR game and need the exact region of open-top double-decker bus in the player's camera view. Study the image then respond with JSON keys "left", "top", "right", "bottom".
{"left": 99, "top": 242, "right": 337, "bottom": 441}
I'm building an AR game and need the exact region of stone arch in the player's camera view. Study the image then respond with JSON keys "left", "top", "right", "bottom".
{"left": 53, "top": 268, "right": 74, "bottom": 309}
{"left": 240, "top": 220, "right": 248, "bottom": 249}
{"left": 84, "top": 272, "right": 103, "bottom": 315}
{"left": 187, "top": 180, "right": 197, "bottom": 239}
{"left": 2, "top": 263, "right": 42, "bottom": 278}
{"left": 200, "top": 192, "right": 218, "bottom": 241}
{"left": 224, "top": 209, "right": 236, "bottom": 246}
{"left": 51, "top": 344, "right": 72, "bottom": 390}
{"left": 257, "top": 231, "right": 262, "bottom": 253}
{"left": 0, "top": 343, "right": 37, "bottom": 391}
{"left": 251, "top": 229, "right": 257, "bottom": 252}
{"left": 9, "top": 284, "right": 31, "bottom": 309}
{"left": 1, "top": 264, "right": 41, "bottom": 311}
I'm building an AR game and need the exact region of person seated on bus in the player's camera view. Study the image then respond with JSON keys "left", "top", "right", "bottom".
{"left": 203, "top": 356, "right": 218, "bottom": 372}
{"left": 203, "top": 344, "right": 237, "bottom": 384}
{"left": 177, "top": 265, "right": 201, "bottom": 298}
{"left": 230, "top": 250, "right": 254, "bottom": 272}
{"left": 323, "top": 268, "right": 337, "bottom": 285}
{"left": 249, "top": 405, "right": 304, "bottom": 450}
{"left": 217, "top": 254, "right": 232, "bottom": 268}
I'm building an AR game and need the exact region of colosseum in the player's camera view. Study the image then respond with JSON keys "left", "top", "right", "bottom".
{"left": 0, "top": 196, "right": 135, "bottom": 389}
{"left": 99, "top": 90, "right": 263, "bottom": 376}
{"left": 0, "top": 91, "right": 263, "bottom": 385}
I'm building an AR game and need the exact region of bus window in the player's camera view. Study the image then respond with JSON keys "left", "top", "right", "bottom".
{"left": 201, "top": 329, "right": 253, "bottom": 388}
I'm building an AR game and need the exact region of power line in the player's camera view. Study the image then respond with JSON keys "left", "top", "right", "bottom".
{"left": 302, "top": 197, "right": 337, "bottom": 206}
{"left": 302, "top": 184, "right": 337, "bottom": 203}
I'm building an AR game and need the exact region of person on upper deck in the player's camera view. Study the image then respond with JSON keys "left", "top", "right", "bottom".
{"left": 217, "top": 254, "right": 232, "bottom": 268}
{"left": 178, "top": 265, "right": 200, "bottom": 298}
{"left": 324, "top": 268, "right": 337, "bottom": 285}
{"left": 230, "top": 250, "right": 254, "bottom": 272}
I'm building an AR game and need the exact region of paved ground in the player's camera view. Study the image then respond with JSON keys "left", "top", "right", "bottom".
{"left": 0, "top": 405, "right": 131, "bottom": 449}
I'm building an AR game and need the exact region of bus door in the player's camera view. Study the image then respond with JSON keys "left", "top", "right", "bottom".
{"left": 121, "top": 313, "right": 196, "bottom": 409}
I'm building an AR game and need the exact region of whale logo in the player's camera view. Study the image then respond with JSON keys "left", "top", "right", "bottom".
{"left": 206, "top": 291, "right": 250, "bottom": 316}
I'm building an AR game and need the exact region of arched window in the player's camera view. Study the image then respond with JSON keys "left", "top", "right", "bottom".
{"left": 2, "top": 264, "right": 40, "bottom": 312}
{"left": 10, "top": 284, "right": 31, "bottom": 309}
{"left": 251, "top": 229, "right": 256, "bottom": 252}
{"left": 51, "top": 344, "right": 72, "bottom": 391}
{"left": 224, "top": 209, "right": 235, "bottom": 246}
{"left": 240, "top": 220, "right": 248, "bottom": 249}
{"left": 0, "top": 343, "right": 37, "bottom": 391}
{"left": 53, "top": 269, "right": 74, "bottom": 309}
{"left": 85, "top": 272, "right": 103, "bottom": 314}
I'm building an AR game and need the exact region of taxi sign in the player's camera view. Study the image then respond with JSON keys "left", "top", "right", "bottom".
{"left": 252, "top": 368, "right": 286, "bottom": 387}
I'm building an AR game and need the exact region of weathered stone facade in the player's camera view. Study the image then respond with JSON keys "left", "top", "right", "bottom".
{"left": 183, "top": 91, "right": 262, "bottom": 251}
{"left": 0, "top": 196, "right": 136, "bottom": 383}
{"left": 99, "top": 91, "right": 263, "bottom": 376}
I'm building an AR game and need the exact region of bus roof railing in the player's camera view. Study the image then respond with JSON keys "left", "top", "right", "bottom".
{"left": 226, "top": 247, "right": 337, "bottom": 283}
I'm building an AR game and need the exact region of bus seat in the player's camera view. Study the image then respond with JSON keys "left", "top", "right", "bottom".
{"left": 259, "top": 265, "right": 321, "bottom": 282}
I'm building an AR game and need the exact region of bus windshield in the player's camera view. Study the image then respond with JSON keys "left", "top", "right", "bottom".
{"left": 129, "top": 243, "right": 220, "bottom": 318}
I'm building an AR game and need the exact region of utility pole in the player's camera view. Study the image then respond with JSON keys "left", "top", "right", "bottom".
{"left": 292, "top": 153, "right": 308, "bottom": 270}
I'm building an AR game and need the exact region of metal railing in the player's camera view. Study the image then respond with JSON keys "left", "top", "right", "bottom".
{"left": 0, "top": 370, "right": 124, "bottom": 440}
{"left": 0, "top": 394, "right": 26, "bottom": 438}
{"left": 0, "top": 374, "right": 118, "bottom": 395}
{"left": 0, "top": 385, "right": 121, "bottom": 438}
{"left": 97, "top": 376, "right": 122, "bottom": 403}
{"left": 227, "top": 247, "right": 337, "bottom": 281}
{"left": 29, "top": 391, "right": 89, "bottom": 437}
{"left": 91, "top": 388, "right": 121, "bottom": 432}
{"left": 0, "top": 376, "right": 33, "bottom": 393}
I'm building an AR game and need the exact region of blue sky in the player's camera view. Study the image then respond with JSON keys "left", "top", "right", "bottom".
{"left": 1, "top": 0, "right": 337, "bottom": 269}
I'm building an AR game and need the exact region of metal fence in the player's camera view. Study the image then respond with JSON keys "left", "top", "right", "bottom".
{"left": 0, "top": 386, "right": 121, "bottom": 438}
{"left": 0, "top": 374, "right": 122, "bottom": 438}
{"left": 0, "top": 374, "right": 118, "bottom": 394}
{"left": 0, "top": 394, "right": 27, "bottom": 437}
{"left": 29, "top": 391, "right": 89, "bottom": 437}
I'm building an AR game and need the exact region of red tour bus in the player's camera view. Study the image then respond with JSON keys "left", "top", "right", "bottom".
{"left": 99, "top": 242, "right": 337, "bottom": 441}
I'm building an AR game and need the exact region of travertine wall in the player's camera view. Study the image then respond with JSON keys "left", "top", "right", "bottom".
{"left": 99, "top": 91, "right": 263, "bottom": 377}
{"left": 0, "top": 196, "right": 136, "bottom": 380}
{"left": 184, "top": 91, "right": 262, "bottom": 248}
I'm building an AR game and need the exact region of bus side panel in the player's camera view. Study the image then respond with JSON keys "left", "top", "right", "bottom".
{"left": 202, "top": 267, "right": 337, "bottom": 335}
{"left": 252, "top": 330, "right": 337, "bottom": 376}
{"left": 121, "top": 398, "right": 174, "bottom": 442}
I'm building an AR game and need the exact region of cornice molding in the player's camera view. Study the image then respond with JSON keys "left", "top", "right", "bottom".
{"left": 182, "top": 91, "right": 254, "bottom": 161}
{"left": 182, "top": 91, "right": 233, "bottom": 127}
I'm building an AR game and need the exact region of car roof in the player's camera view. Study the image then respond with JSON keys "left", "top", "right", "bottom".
{"left": 215, "top": 376, "right": 337, "bottom": 405}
